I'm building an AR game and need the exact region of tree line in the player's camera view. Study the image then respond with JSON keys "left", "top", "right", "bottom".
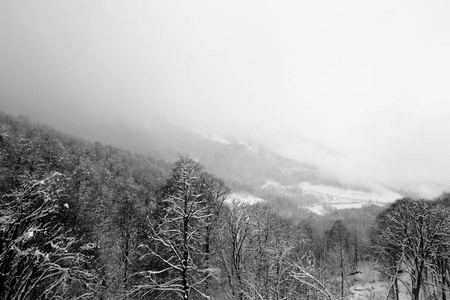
{"left": 1, "top": 112, "right": 450, "bottom": 299}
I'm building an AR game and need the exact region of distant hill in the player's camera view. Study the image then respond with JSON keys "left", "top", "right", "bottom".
{"left": 0, "top": 111, "right": 407, "bottom": 213}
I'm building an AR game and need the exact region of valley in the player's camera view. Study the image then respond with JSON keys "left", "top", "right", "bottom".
{"left": 259, "top": 178, "right": 402, "bottom": 215}
{"left": 299, "top": 181, "right": 402, "bottom": 215}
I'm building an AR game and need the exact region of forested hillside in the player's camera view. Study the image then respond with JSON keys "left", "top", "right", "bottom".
{"left": 0, "top": 112, "right": 171, "bottom": 299}
{"left": 61, "top": 116, "right": 325, "bottom": 209}
{"left": 1, "top": 112, "right": 450, "bottom": 300}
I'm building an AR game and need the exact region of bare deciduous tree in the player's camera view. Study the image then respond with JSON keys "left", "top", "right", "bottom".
{"left": 0, "top": 172, "right": 97, "bottom": 300}
{"left": 290, "top": 252, "right": 336, "bottom": 300}
{"left": 218, "top": 199, "right": 251, "bottom": 300}
{"left": 130, "top": 157, "right": 220, "bottom": 300}
{"left": 373, "top": 198, "right": 450, "bottom": 300}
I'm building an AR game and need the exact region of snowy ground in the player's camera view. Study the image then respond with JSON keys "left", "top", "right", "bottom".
{"left": 305, "top": 204, "right": 327, "bottom": 215}
{"left": 347, "top": 262, "right": 388, "bottom": 300}
{"left": 299, "top": 182, "right": 401, "bottom": 204}
{"left": 305, "top": 203, "right": 368, "bottom": 215}
{"left": 300, "top": 181, "right": 402, "bottom": 215}
{"left": 226, "top": 192, "right": 265, "bottom": 205}
{"left": 347, "top": 262, "right": 413, "bottom": 300}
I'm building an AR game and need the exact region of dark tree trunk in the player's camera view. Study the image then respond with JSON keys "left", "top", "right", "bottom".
{"left": 354, "top": 234, "right": 358, "bottom": 269}
{"left": 204, "top": 222, "right": 211, "bottom": 294}
{"left": 123, "top": 231, "right": 129, "bottom": 289}
{"left": 441, "top": 259, "right": 447, "bottom": 300}
{"left": 183, "top": 194, "right": 189, "bottom": 300}
{"left": 412, "top": 265, "right": 423, "bottom": 300}
{"left": 393, "top": 277, "right": 399, "bottom": 300}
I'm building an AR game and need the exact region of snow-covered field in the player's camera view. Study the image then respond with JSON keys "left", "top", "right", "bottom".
{"left": 259, "top": 180, "right": 401, "bottom": 215}
{"left": 299, "top": 181, "right": 401, "bottom": 204}
{"left": 226, "top": 192, "right": 265, "bottom": 205}
{"left": 300, "top": 181, "right": 402, "bottom": 215}
{"left": 306, "top": 203, "right": 369, "bottom": 215}
{"left": 305, "top": 204, "right": 327, "bottom": 215}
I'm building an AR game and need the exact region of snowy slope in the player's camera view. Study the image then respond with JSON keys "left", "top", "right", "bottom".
{"left": 187, "top": 127, "right": 230, "bottom": 145}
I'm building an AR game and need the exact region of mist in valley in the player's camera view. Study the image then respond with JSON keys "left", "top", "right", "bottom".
{"left": 2, "top": 1, "right": 450, "bottom": 197}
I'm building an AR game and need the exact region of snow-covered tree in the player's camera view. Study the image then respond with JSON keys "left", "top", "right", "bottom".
{"left": 0, "top": 172, "right": 97, "bottom": 300}
{"left": 325, "top": 220, "right": 351, "bottom": 299}
{"left": 130, "top": 157, "right": 223, "bottom": 299}
{"left": 290, "top": 252, "right": 336, "bottom": 300}
{"left": 373, "top": 198, "right": 450, "bottom": 300}
{"left": 217, "top": 199, "right": 251, "bottom": 300}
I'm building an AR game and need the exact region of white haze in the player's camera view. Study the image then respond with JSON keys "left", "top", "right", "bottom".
{"left": 1, "top": 0, "right": 450, "bottom": 197}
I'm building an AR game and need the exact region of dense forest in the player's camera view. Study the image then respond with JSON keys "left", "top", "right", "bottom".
{"left": 1, "top": 112, "right": 450, "bottom": 300}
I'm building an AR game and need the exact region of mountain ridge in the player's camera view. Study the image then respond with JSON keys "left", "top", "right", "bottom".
{"left": 3, "top": 111, "right": 412, "bottom": 214}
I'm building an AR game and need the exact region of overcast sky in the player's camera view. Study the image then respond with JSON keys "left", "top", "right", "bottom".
{"left": 1, "top": 0, "right": 450, "bottom": 195}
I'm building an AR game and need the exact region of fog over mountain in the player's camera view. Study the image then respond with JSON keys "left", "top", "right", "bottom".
{"left": 2, "top": 0, "right": 450, "bottom": 197}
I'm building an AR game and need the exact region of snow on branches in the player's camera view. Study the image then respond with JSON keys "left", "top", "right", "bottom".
{"left": 0, "top": 172, "right": 98, "bottom": 300}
